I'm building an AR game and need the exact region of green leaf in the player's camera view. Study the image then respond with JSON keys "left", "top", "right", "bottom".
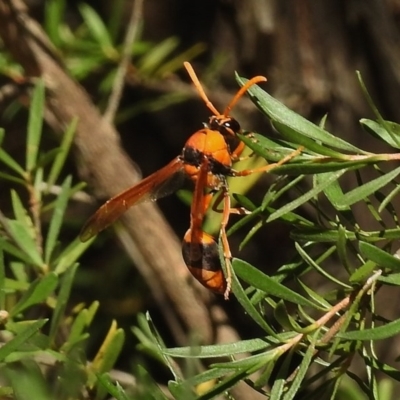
{"left": 164, "top": 336, "right": 291, "bottom": 358}
{"left": 44, "top": 175, "right": 72, "bottom": 264}
{"left": 282, "top": 331, "right": 319, "bottom": 400}
{"left": 49, "top": 263, "right": 78, "bottom": 343}
{"left": 378, "top": 273, "right": 400, "bottom": 285}
{"left": 0, "top": 319, "right": 47, "bottom": 362}
{"left": 156, "top": 42, "right": 206, "bottom": 78}
{"left": 44, "top": 0, "right": 66, "bottom": 47}
{"left": 273, "top": 158, "right": 373, "bottom": 175}
{"left": 139, "top": 315, "right": 185, "bottom": 381}
{"left": 10, "top": 273, "right": 58, "bottom": 317}
{"left": 295, "top": 242, "right": 352, "bottom": 289}
{"left": 0, "top": 170, "right": 26, "bottom": 185}
{"left": 359, "top": 242, "right": 400, "bottom": 272}
{"left": 47, "top": 118, "right": 77, "bottom": 187}
{"left": 270, "top": 379, "right": 285, "bottom": 400}
{"left": 68, "top": 54, "right": 108, "bottom": 80}
{"left": 233, "top": 258, "right": 320, "bottom": 308}
{"left": 230, "top": 259, "right": 278, "bottom": 335}
{"left": 335, "top": 166, "right": 400, "bottom": 208}
{"left": 0, "top": 247, "right": 5, "bottom": 308}
{"left": 268, "top": 170, "right": 347, "bottom": 223}
{"left": 63, "top": 301, "right": 99, "bottom": 352}
{"left": 62, "top": 334, "right": 90, "bottom": 356}
{"left": 138, "top": 37, "right": 179, "bottom": 75}
{"left": 237, "top": 133, "right": 302, "bottom": 163}
{"left": 318, "top": 176, "right": 350, "bottom": 211}
{"left": 213, "top": 350, "right": 277, "bottom": 371}
{"left": 10, "top": 261, "right": 28, "bottom": 283}
{"left": 5, "top": 277, "right": 29, "bottom": 292}
{"left": 6, "top": 220, "right": 43, "bottom": 267}
{"left": 180, "top": 367, "right": 233, "bottom": 392}
{"left": 196, "top": 366, "right": 257, "bottom": 400}
{"left": 339, "top": 317, "right": 400, "bottom": 341}
{"left": 366, "top": 357, "right": 400, "bottom": 381}
{"left": 78, "top": 4, "right": 114, "bottom": 51}
{"left": 107, "top": 0, "right": 126, "bottom": 42}
{"left": 238, "top": 134, "right": 371, "bottom": 175}
{"left": 135, "top": 314, "right": 183, "bottom": 382}
{"left": 274, "top": 301, "right": 304, "bottom": 332}
{"left": 357, "top": 71, "right": 400, "bottom": 149}
{"left": 361, "top": 119, "right": 400, "bottom": 149}
{"left": 291, "top": 227, "right": 342, "bottom": 243}
{"left": 54, "top": 236, "right": 93, "bottom": 274}
{"left": 378, "top": 183, "right": 400, "bottom": 213}
{"left": 296, "top": 279, "right": 332, "bottom": 309}
{"left": 3, "top": 360, "right": 51, "bottom": 399}
{"left": 237, "top": 75, "right": 365, "bottom": 154}
{"left": 96, "top": 373, "right": 131, "bottom": 400}
{"left": 349, "top": 260, "right": 384, "bottom": 284}
{"left": 168, "top": 381, "right": 196, "bottom": 400}
{"left": 272, "top": 121, "right": 345, "bottom": 158}
{"left": 89, "top": 320, "right": 125, "bottom": 387}
{"left": 5, "top": 348, "right": 66, "bottom": 363}
{"left": 136, "top": 365, "right": 170, "bottom": 400}
{"left": 26, "top": 79, "right": 45, "bottom": 172}
{"left": 0, "top": 147, "right": 25, "bottom": 177}
{"left": 36, "top": 147, "right": 61, "bottom": 172}
{"left": 11, "top": 190, "right": 35, "bottom": 236}
{"left": 0, "top": 238, "right": 34, "bottom": 265}
{"left": 0, "top": 387, "right": 13, "bottom": 397}
{"left": 336, "top": 225, "right": 353, "bottom": 275}
{"left": 270, "top": 348, "right": 295, "bottom": 399}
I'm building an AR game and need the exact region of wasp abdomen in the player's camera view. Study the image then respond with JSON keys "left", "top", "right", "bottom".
{"left": 182, "top": 230, "right": 226, "bottom": 294}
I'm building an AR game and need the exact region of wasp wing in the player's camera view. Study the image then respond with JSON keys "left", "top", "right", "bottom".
{"left": 80, "top": 157, "right": 184, "bottom": 241}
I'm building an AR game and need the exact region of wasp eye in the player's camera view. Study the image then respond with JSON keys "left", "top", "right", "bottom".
{"left": 223, "top": 118, "right": 241, "bottom": 133}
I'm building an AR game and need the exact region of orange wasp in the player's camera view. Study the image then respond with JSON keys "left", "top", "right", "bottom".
{"left": 80, "top": 62, "right": 301, "bottom": 299}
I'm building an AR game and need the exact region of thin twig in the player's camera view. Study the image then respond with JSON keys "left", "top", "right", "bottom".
{"left": 103, "top": 0, "right": 144, "bottom": 123}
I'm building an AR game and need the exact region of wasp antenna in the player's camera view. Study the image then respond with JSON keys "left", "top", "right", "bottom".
{"left": 223, "top": 75, "right": 267, "bottom": 116}
{"left": 184, "top": 61, "right": 221, "bottom": 117}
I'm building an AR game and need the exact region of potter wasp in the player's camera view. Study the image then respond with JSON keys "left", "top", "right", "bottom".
{"left": 80, "top": 62, "right": 301, "bottom": 299}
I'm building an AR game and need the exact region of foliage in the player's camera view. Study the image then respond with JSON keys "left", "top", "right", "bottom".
{"left": 125, "top": 74, "right": 400, "bottom": 399}
{"left": 0, "top": 0, "right": 205, "bottom": 121}
{"left": 0, "top": 81, "right": 125, "bottom": 398}
{"left": 44, "top": 0, "right": 204, "bottom": 82}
